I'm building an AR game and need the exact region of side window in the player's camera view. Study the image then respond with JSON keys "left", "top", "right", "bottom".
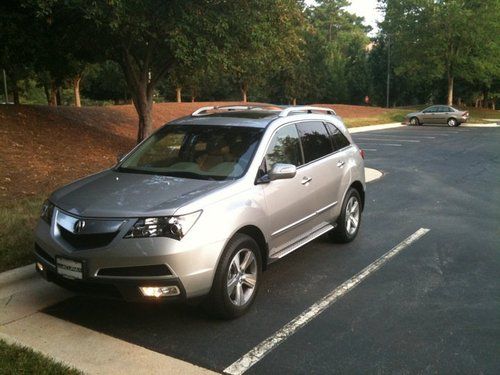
{"left": 423, "top": 106, "right": 436, "bottom": 113}
{"left": 325, "top": 123, "right": 350, "bottom": 151}
{"left": 265, "top": 124, "right": 303, "bottom": 170}
{"left": 296, "top": 121, "right": 333, "bottom": 163}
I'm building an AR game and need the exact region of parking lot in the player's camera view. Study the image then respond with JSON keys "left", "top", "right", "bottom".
{"left": 43, "top": 125, "right": 499, "bottom": 374}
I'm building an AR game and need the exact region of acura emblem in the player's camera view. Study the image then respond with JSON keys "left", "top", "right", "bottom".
{"left": 74, "top": 220, "right": 86, "bottom": 233}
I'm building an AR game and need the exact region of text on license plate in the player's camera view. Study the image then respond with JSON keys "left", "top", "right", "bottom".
{"left": 56, "top": 257, "right": 83, "bottom": 280}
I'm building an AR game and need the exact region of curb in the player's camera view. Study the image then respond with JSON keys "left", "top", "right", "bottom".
{"left": 348, "top": 123, "right": 403, "bottom": 133}
{"left": 365, "top": 168, "right": 383, "bottom": 183}
{"left": 461, "top": 123, "right": 500, "bottom": 128}
{"left": 0, "top": 264, "right": 36, "bottom": 288}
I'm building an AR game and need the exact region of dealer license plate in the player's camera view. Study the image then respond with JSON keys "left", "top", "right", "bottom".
{"left": 56, "top": 257, "right": 83, "bottom": 280}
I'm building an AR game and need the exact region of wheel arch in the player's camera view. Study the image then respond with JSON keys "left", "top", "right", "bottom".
{"left": 235, "top": 225, "right": 269, "bottom": 270}
{"left": 350, "top": 180, "right": 365, "bottom": 211}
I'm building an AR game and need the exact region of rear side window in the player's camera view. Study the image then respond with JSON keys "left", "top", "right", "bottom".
{"left": 325, "top": 123, "right": 350, "bottom": 151}
{"left": 296, "top": 121, "right": 333, "bottom": 163}
{"left": 265, "top": 124, "right": 303, "bottom": 169}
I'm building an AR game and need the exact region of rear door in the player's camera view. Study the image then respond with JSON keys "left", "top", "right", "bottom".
{"left": 295, "top": 121, "right": 344, "bottom": 227}
{"left": 437, "top": 106, "right": 453, "bottom": 124}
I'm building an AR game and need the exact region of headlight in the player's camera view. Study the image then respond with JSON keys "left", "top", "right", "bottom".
{"left": 40, "top": 200, "right": 55, "bottom": 224}
{"left": 124, "top": 211, "right": 202, "bottom": 240}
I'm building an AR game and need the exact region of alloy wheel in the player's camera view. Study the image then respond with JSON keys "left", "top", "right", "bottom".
{"left": 226, "top": 249, "right": 257, "bottom": 306}
{"left": 345, "top": 196, "right": 360, "bottom": 236}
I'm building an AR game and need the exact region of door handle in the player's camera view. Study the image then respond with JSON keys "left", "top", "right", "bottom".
{"left": 337, "top": 161, "right": 345, "bottom": 168}
{"left": 301, "top": 176, "right": 312, "bottom": 185}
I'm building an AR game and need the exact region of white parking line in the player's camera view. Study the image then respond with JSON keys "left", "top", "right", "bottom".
{"left": 224, "top": 228, "right": 431, "bottom": 375}
{"left": 362, "top": 149, "right": 377, "bottom": 152}
{"left": 356, "top": 138, "right": 420, "bottom": 143}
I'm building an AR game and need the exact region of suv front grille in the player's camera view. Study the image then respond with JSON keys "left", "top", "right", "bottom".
{"left": 58, "top": 225, "right": 118, "bottom": 250}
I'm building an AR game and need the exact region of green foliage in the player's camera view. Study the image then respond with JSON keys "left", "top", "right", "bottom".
{"left": 81, "top": 61, "right": 130, "bottom": 103}
{"left": 378, "top": 0, "right": 500, "bottom": 105}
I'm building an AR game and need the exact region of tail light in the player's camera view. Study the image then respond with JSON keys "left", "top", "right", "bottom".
{"left": 464, "top": 111, "right": 469, "bottom": 117}
{"left": 359, "top": 149, "right": 365, "bottom": 159}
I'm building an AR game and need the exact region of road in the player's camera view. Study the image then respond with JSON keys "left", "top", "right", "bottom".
{"left": 44, "top": 125, "right": 500, "bottom": 374}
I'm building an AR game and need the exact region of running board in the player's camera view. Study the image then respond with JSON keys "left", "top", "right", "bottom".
{"left": 270, "top": 223, "right": 335, "bottom": 260}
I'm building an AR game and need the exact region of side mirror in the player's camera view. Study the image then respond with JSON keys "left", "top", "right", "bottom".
{"left": 268, "top": 163, "right": 297, "bottom": 181}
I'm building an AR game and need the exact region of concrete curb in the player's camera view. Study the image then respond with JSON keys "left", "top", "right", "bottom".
{"left": 0, "top": 313, "right": 216, "bottom": 375}
{"left": 365, "top": 168, "right": 383, "bottom": 183}
{"left": 461, "top": 123, "right": 500, "bottom": 128}
{"left": 0, "top": 264, "right": 36, "bottom": 288}
{"left": 348, "top": 123, "right": 404, "bottom": 133}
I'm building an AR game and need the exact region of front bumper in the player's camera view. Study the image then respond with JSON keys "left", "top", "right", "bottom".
{"left": 35, "top": 257, "right": 186, "bottom": 302}
{"left": 34, "top": 208, "right": 227, "bottom": 302}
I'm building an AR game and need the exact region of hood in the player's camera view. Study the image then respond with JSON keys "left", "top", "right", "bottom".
{"left": 50, "top": 170, "right": 233, "bottom": 218}
{"left": 406, "top": 112, "right": 420, "bottom": 117}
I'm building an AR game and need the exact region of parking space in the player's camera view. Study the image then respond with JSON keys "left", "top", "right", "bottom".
{"left": 44, "top": 126, "right": 500, "bottom": 373}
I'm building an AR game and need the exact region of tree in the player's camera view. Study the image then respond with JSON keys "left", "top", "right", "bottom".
{"left": 81, "top": 61, "right": 130, "bottom": 104}
{"left": 226, "top": 0, "right": 305, "bottom": 103}
{"left": 0, "top": 1, "right": 40, "bottom": 104}
{"left": 305, "top": 0, "right": 371, "bottom": 104}
{"left": 379, "top": 0, "right": 500, "bottom": 106}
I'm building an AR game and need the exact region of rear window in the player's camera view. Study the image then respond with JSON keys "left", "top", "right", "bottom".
{"left": 325, "top": 123, "right": 350, "bottom": 151}
{"left": 296, "top": 121, "right": 333, "bottom": 163}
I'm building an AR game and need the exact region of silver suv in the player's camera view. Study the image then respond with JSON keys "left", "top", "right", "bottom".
{"left": 34, "top": 106, "right": 365, "bottom": 318}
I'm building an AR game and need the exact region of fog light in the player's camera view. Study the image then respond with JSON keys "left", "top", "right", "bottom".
{"left": 139, "top": 286, "right": 180, "bottom": 298}
{"left": 36, "top": 262, "right": 44, "bottom": 271}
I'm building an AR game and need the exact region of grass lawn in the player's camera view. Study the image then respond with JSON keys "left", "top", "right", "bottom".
{"left": 0, "top": 196, "right": 44, "bottom": 273}
{"left": 344, "top": 109, "right": 409, "bottom": 127}
{"left": 0, "top": 339, "right": 81, "bottom": 374}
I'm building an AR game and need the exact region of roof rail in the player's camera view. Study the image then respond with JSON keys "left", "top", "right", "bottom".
{"left": 278, "top": 106, "right": 336, "bottom": 117}
{"left": 191, "top": 105, "right": 274, "bottom": 117}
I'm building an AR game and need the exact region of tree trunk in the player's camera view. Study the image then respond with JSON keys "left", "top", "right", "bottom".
{"left": 176, "top": 87, "right": 182, "bottom": 103}
{"left": 12, "top": 83, "right": 20, "bottom": 105}
{"left": 241, "top": 82, "right": 248, "bottom": 103}
{"left": 49, "top": 81, "right": 57, "bottom": 106}
{"left": 73, "top": 76, "right": 82, "bottom": 107}
{"left": 446, "top": 73, "right": 454, "bottom": 106}
{"left": 132, "top": 84, "right": 154, "bottom": 143}
{"left": 292, "top": 98, "right": 297, "bottom": 106}
{"left": 56, "top": 86, "right": 62, "bottom": 106}
{"left": 43, "top": 84, "right": 51, "bottom": 104}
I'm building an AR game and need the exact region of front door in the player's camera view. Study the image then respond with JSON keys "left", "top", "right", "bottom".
{"left": 421, "top": 106, "right": 438, "bottom": 124}
{"left": 261, "top": 124, "right": 319, "bottom": 256}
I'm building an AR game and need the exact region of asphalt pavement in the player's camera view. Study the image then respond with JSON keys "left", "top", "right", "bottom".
{"left": 44, "top": 124, "right": 500, "bottom": 374}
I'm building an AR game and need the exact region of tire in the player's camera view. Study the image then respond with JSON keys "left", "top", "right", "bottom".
{"left": 409, "top": 117, "right": 420, "bottom": 126}
{"left": 330, "top": 188, "right": 362, "bottom": 243}
{"left": 447, "top": 118, "right": 458, "bottom": 127}
{"left": 204, "top": 233, "right": 262, "bottom": 319}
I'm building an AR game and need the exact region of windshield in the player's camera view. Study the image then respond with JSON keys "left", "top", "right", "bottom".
{"left": 118, "top": 125, "right": 264, "bottom": 180}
